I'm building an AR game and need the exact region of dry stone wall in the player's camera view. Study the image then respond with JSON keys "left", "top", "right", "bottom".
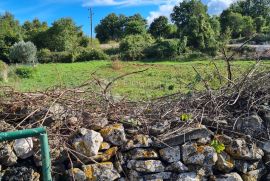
{"left": 1, "top": 114, "right": 270, "bottom": 181}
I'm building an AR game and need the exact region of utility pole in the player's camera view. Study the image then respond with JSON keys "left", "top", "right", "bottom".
{"left": 88, "top": 8, "right": 94, "bottom": 46}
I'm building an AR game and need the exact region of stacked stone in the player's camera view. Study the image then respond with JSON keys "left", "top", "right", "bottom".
{"left": 1, "top": 107, "right": 270, "bottom": 181}
{"left": 68, "top": 119, "right": 270, "bottom": 181}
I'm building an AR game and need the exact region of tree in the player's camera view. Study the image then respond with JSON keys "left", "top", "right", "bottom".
{"left": 124, "top": 14, "right": 147, "bottom": 36}
{"left": 254, "top": 16, "right": 266, "bottom": 33}
{"left": 149, "top": 16, "right": 170, "bottom": 38}
{"left": 44, "top": 18, "right": 83, "bottom": 52}
{"left": 230, "top": 0, "right": 270, "bottom": 21}
{"left": 9, "top": 41, "right": 37, "bottom": 64}
{"left": 22, "top": 18, "right": 48, "bottom": 49}
{"left": 209, "top": 16, "right": 221, "bottom": 37}
{"left": 95, "top": 13, "right": 126, "bottom": 43}
{"left": 171, "top": 0, "right": 218, "bottom": 55}
{"left": 0, "top": 12, "right": 23, "bottom": 63}
{"left": 242, "top": 16, "right": 255, "bottom": 37}
{"left": 220, "top": 10, "right": 244, "bottom": 38}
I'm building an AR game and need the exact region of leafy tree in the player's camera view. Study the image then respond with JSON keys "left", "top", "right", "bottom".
{"left": 230, "top": 0, "right": 270, "bottom": 21}
{"left": 9, "top": 41, "right": 37, "bottom": 64}
{"left": 149, "top": 16, "right": 170, "bottom": 38}
{"left": 44, "top": 18, "right": 83, "bottom": 52}
{"left": 125, "top": 14, "right": 147, "bottom": 36}
{"left": 254, "top": 16, "right": 266, "bottom": 33}
{"left": 209, "top": 16, "right": 221, "bottom": 37}
{"left": 242, "top": 16, "right": 255, "bottom": 37}
{"left": 22, "top": 18, "right": 48, "bottom": 49}
{"left": 0, "top": 12, "right": 23, "bottom": 63}
{"left": 171, "top": 0, "right": 218, "bottom": 55}
{"left": 95, "top": 13, "right": 126, "bottom": 43}
{"left": 119, "top": 34, "right": 154, "bottom": 60}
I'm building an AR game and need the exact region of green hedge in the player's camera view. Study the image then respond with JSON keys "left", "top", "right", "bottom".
{"left": 37, "top": 49, "right": 73, "bottom": 63}
{"left": 38, "top": 48, "right": 109, "bottom": 63}
{"left": 76, "top": 48, "right": 109, "bottom": 61}
{"left": 119, "top": 34, "right": 154, "bottom": 61}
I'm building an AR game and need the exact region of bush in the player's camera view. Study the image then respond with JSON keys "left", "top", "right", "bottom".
{"left": 15, "top": 66, "right": 35, "bottom": 79}
{"left": 37, "top": 49, "right": 73, "bottom": 63}
{"left": 119, "top": 34, "right": 154, "bottom": 61}
{"left": 145, "top": 39, "right": 182, "bottom": 59}
{"left": 9, "top": 41, "right": 37, "bottom": 64}
{"left": 0, "top": 60, "right": 8, "bottom": 82}
{"left": 76, "top": 48, "right": 109, "bottom": 61}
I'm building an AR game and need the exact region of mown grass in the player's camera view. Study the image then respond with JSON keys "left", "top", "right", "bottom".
{"left": 1, "top": 60, "right": 270, "bottom": 100}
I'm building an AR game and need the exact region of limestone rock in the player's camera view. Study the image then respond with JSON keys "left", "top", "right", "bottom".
{"left": 155, "top": 125, "right": 213, "bottom": 147}
{"left": 73, "top": 129, "right": 103, "bottom": 157}
{"left": 0, "top": 143, "right": 17, "bottom": 166}
{"left": 13, "top": 138, "right": 34, "bottom": 159}
{"left": 92, "top": 147, "right": 118, "bottom": 162}
{"left": 100, "top": 124, "right": 127, "bottom": 146}
{"left": 165, "top": 161, "right": 188, "bottom": 173}
{"left": 83, "top": 162, "right": 120, "bottom": 181}
{"left": 91, "top": 118, "right": 109, "bottom": 130}
{"left": 216, "top": 172, "right": 243, "bottom": 181}
{"left": 127, "top": 160, "right": 165, "bottom": 173}
{"left": 257, "top": 140, "right": 270, "bottom": 154}
{"left": 182, "top": 142, "right": 218, "bottom": 167}
{"left": 69, "top": 168, "right": 86, "bottom": 181}
{"left": 149, "top": 120, "right": 170, "bottom": 135}
{"left": 234, "top": 160, "right": 262, "bottom": 173}
{"left": 123, "top": 134, "right": 153, "bottom": 151}
{"left": 241, "top": 167, "right": 267, "bottom": 181}
{"left": 175, "top": 172, "right": 201, "bottom": 181}
{"left": 2, "top": 167, "right": 40, "bottom": 181}
{"left": 99, "top": 142, "right": 111, "bottom": 151}
{"left": 215, "top": 134, "right": 233, "bottom": 146}
{"left": 235, "top": 114, "right": 265, "bottom": 137}
{"left": 143, "top": 172, "right": 172, "bottom": 180}
{"left": 215, "top": 152, "right": 234, "bottom": 173}
{"left": 159, "top": 146, "right": 181, "bottom": 163}
{"left": 226, "top": 138, "right": 264, "bottom": 160}
{"left": 127, "top": 148, "right": 159, "bottom": 160}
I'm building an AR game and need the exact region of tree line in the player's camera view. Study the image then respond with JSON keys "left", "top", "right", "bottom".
{"left": 96, "top": 0, "right": 270, "bottom": 54}
{"left": 0, "top": 0, "right": 270, "bottom": 64}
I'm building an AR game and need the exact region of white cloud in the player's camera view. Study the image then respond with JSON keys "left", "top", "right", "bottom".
{"left": 146, "top": 0, "right": 181, "bottom": 24}
{"left": 146, "top": 0, "right": 237, "bottom": 24}
{"left": 207, "top": 0, "right": 237, "bottom": 15}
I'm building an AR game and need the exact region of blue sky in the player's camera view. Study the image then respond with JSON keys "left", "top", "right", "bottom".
{"left": 0, "top": 0, "right": 236, "bottom": 36}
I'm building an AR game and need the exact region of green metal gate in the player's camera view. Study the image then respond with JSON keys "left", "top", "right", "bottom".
{"left": 0, "top": 127, "right": 52, "bottom": 181}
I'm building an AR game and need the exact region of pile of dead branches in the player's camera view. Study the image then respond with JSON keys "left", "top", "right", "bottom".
{"left": 0, "top": 65, "right": 269, "bottom": 162}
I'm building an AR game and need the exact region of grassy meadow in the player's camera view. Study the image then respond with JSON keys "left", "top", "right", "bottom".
{"left": 2, "top": 60, "right": 270, "bottom": 100}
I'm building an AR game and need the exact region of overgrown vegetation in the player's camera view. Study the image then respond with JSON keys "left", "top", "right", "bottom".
{"left": 1, "top": 60, "right": 270, "bottom": 100}
{"left": 1, "top": 0, "right": 269, "bottom": 64}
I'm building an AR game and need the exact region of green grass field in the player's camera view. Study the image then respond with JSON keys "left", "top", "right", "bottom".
{"left": 2, "top": 60, "right": 270, "bottom": 100}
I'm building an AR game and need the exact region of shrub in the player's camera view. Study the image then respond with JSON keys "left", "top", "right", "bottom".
{"left": 37, "top": 48, "right": 52, "bottom": 63}
{"left": 15, "top": 66, "right": 35, "bottom": 79}
{"left": 0, "top": 60, "right": 8, "bottom": 82}
{"left": 145, "top": 39, "right": 182, "bottom": 59}
{"left": 9, "top": 41, "right": 37, "bottom": 64}
{"left": 37, "top": 50, "right": 73, "bottom": 63}
{"left": 76, "top": 48, "right": 109, "bottom": 61}
{"left": 119, "top": 34, "right": 154, "bottom": 61}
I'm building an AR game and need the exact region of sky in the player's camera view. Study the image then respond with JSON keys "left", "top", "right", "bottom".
{"left": 0, "top": 0, "right": 236, "bottom": 36}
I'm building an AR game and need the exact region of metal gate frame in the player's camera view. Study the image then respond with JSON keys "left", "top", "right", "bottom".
{"left": 0, "top": 127, "right": 52, "bottom": 181}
